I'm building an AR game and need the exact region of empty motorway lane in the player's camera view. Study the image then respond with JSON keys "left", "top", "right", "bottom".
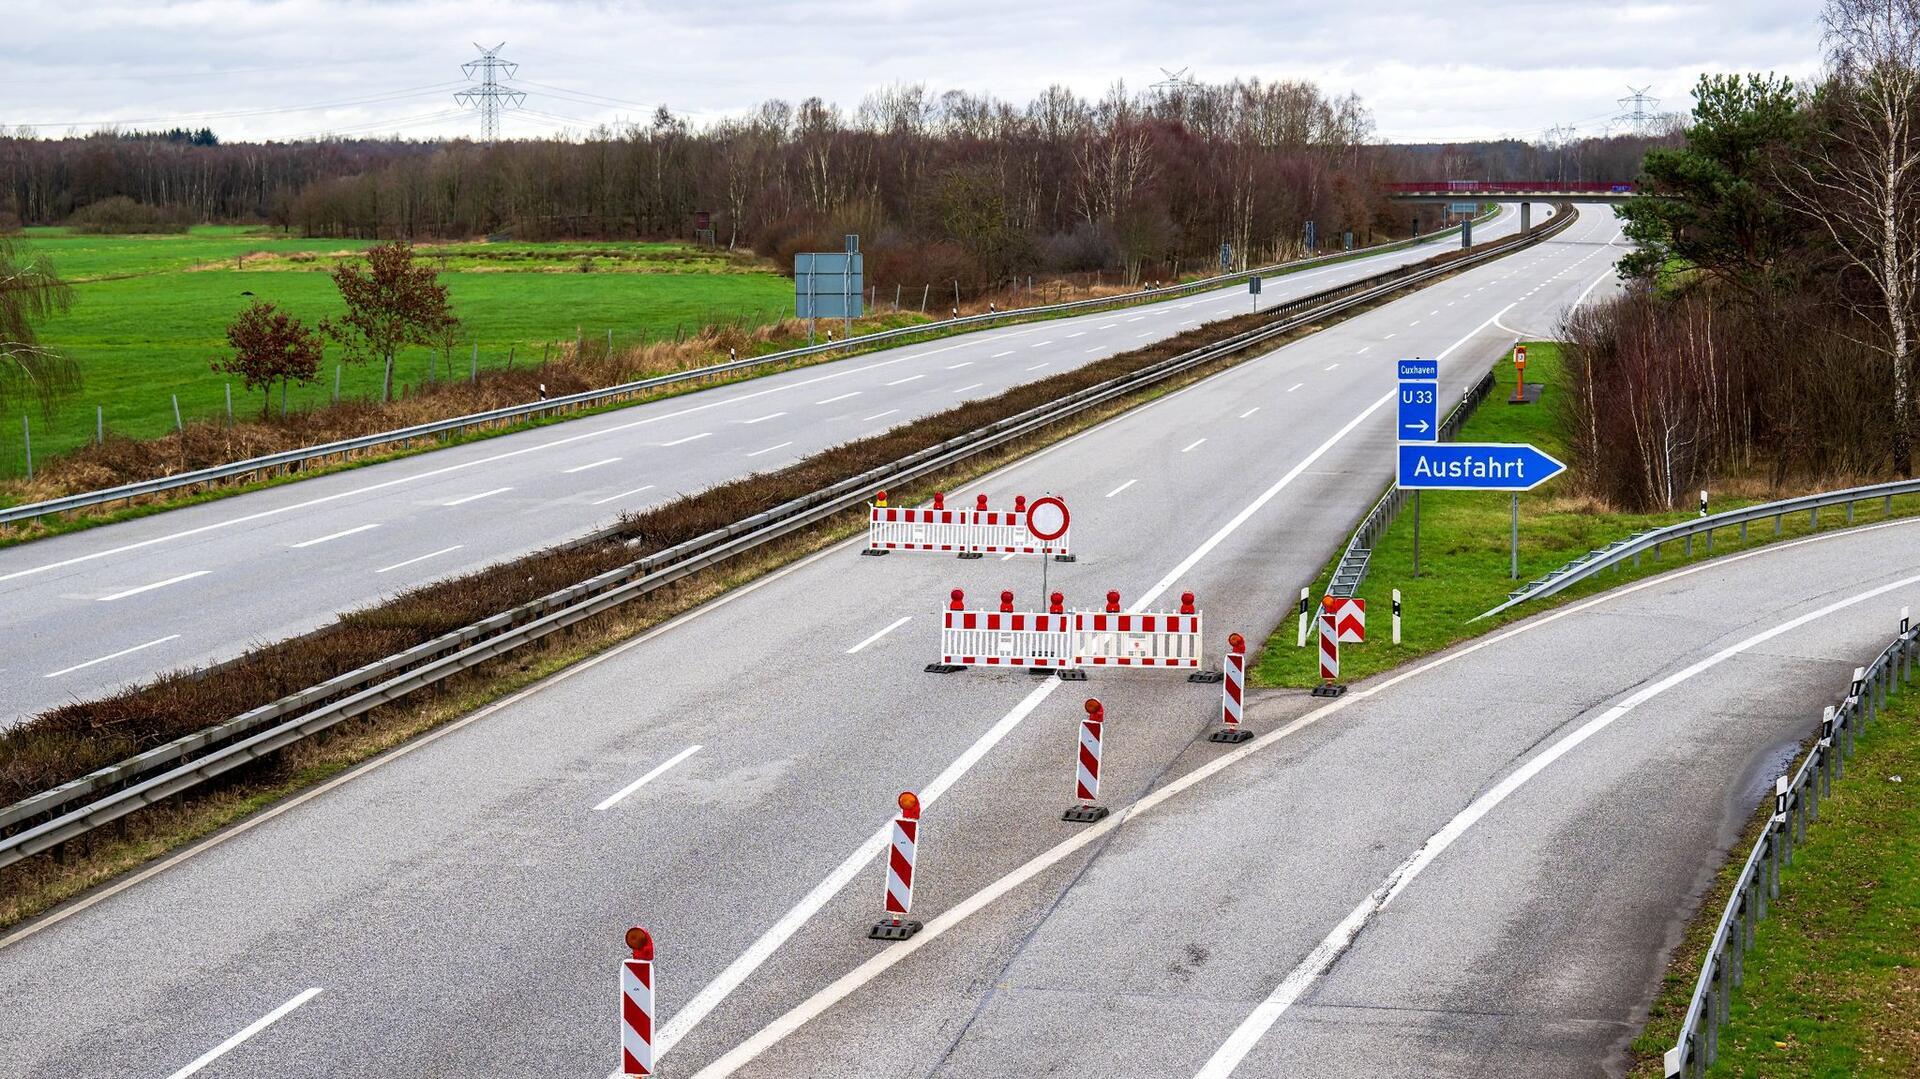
{"left": 0, "top": 206, "right": 1545, "bottom": 722}
{"left": 0, "top": 203, "right": 1614, "bottom": 1078}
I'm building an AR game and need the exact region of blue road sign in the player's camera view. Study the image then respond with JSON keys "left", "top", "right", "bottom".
{"left": 1397, "top": 359, "right": 1438, "bottom": 380}
{"left": 1397, "top": 442, "right": 1566, "bottom": 491}
{"left": 1398, "top": 380, "right": 1438, "bottom": 441}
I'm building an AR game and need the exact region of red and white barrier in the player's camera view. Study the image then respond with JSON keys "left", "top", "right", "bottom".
{"left": 872, "top": 791, "right": 924, "bottom": 940}
{"left": 933, "top": 589, "right": 1204, "bottom": 673}
{"left": 1313, "top": 600, "right": 1346, "bottom": 697}
{"left": 1211, "top": 632, "right": 1253, "bottom": 743}
{"left": 620, "top": 927, "right": 655, "bottom": 1077}
{"left": 940, "top": 589, "right": 1074, "bottom": 667}
{"left": 866, "top": 491, "right": 1072, "bottom": 557}
{"left": 1064, "top": 698, "right": 1111, "bottom": 822}
{"left": 1072, "top": 591, "right": 1203, "bottom": 669}
{"left": 1325, "top": 597, "right": 1366, "bottom": 643}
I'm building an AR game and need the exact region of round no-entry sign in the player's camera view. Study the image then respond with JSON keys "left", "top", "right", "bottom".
{"left": 1026, "top": 496, "right": 1070, "bottom": 542}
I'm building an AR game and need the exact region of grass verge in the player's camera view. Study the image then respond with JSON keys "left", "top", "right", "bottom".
{"left": 1251, "top": 342, "right": 1920, "bottom": 688}
{"left": 1625, "top": 686, "right": 1919, "bottom": 1077}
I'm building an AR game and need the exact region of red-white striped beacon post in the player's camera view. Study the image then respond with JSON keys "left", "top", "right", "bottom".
{"left": 870, "top": 791, "right": 924, "bottom": 940}
{"left": 1210, "top": 633, "right": 1253, "bottom": 743}
{"left": 1312, "top": 598, "right": 1347, "bottom": 698}
{"left": 620, "top": 926, "right": 655, "bottom": 1077}
{"left": 1064, "top": 698, "right": 1110, "bottom": 822}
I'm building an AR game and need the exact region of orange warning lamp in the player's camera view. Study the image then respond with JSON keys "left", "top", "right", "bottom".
{"left": 1322, "top": 595, "right": 1337, "bottom": 611}
{"left": 1084, "top": 697, "right": 1104, "bottom": 720}
{"left": 932, "top": 491, "right": 945, "bottom": 510}
{"left": 897, "top": 790, "right": 921, "bottom": 820}
{"left": 875, "top": 489, "right": 889, "bottom": 507}
{"left": 1228, "top": 632, "right": 1246, "bottom": 654}
{"left": 975, "top": 493, "right": 989, "bottom": 511}
{"left": 950, "top": 588, "right": 965, "bottom": 611}
{"left": 1049, "top": 591, "right": 1064, "bottom": 614}
{"left": 1000, "top": 589, "right": 1015, "bottom": 612}
{"left": 1180, "top": 591, "right": 1195, "bottom": 615}
{"left": 1106, "top": 589, "right": 1121, "bottom": 613}
{"left": 1014, "top": 494, "right": 1028, "bottom": 512}
{"left": 625, "top": 926, "right": 654, "bottom": 961}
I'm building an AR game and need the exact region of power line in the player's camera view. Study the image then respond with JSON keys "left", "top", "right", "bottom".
{"left": 513, "top": 79, "right": 656, "bottom": 112}
{"left": 454, "top": 42, "right": 525, "bottom": 144}
{"left": 5, "top": 81, "right": 468, "bottom": 129}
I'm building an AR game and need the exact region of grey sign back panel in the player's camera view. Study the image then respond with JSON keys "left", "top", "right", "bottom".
{"left": 794, "top": 253, "right": 865, "bottom": 319}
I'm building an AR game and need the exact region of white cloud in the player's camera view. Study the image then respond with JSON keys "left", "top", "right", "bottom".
{"left": 4, "top": 0, "right": 1824, "bottom": 142}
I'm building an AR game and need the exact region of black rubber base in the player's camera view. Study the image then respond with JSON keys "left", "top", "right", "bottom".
{"left": 1058, "top": 669, "right": 1089, "bottom": 682}
{"left": 1188, "top": 670, "right": 1224, "bottom": 684}
{"left": 925, "top": 663, "right": 966, "bottom": 674}
{"left": 1209, "top": 727, "right": 1254, "bottom": 744}
{"left": 1062, "top": 804, "right": 1110, "bottom": 823}
{"left": 1507, "top": 384, "right": 1543, "bottom": 405}
{"left": 1310, "top": 683, "right": 1348, "bottom": 698}
{"left": 957, "top": 552, "right": 985, "bottom": 560}
{"left": 1029, "top": 666, "right": 1061, "bottom": 676}
{"left": 1053, "top": 554, "right": 1077, "bottom": 563}
{"left": 859, "top": 548, "right": 890, "bottom": 557}
{"left": 869, "top": 918, "right": 923, "bottom": 941}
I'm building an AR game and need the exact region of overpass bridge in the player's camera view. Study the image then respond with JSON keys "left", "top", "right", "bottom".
{"left": 1385, "top": 180, "right": 1639, "bottom": 204}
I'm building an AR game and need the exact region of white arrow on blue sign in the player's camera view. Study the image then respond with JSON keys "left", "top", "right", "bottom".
{"left": 1397, "top": 442, "right": 1566, "bottom": 491}
{"left": 1398, "top": 380, "right": 1437, "bottom": 441}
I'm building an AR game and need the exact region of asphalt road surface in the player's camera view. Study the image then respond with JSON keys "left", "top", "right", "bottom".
{"left": 0, "top": 207, "right": 1543, "bottom": 723}
{"left": 0, "top": 203, "right": 1630, "bottom": 1078}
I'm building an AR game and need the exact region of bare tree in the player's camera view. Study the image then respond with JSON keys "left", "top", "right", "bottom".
{"left": 1784, "top": 0, "right": 1920, "bottom": 474}
{"left": 0, "top": 235, "right": 78, "bottom": 413}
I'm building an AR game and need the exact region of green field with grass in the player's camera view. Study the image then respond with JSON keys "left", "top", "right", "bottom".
{"left": 4, "top": 227, "right": 794, "bottom": 474}
{"left": 1252, "top": 342, "right": 1920, "bottom": 687}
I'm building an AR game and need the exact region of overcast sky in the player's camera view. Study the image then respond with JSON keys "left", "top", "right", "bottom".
{"left": 6, "top": 1, "right": 1825, "bottom": 144}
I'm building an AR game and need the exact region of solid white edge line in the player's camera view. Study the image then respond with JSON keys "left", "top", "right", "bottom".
{"left": 287, "top": 523, "right": 379, "bottom": 549}
{"left": 590, "top": 484, "right": 656, "bottom": 507}
{"left": 44, "top": 634, "right": 183, "bottom": 679}
{"left": 1194, "top": 561, "right": 1920, "bottom": 1079}
{"left": 97, "top": 570, "right": 210, "bottom": 602}
{"left": 165, "top": 987, "right": 322, "bottom": 1079}
{"left": 442, "top": 486, "right": 513, "bottom": 507}
{"left": 845, "top": 615, "right": 912, "bottom": 655}
{"left": 375, "top": 545, "right": 466, "bottom": 574}
{"left": 592, "top": 745, "right": 704, "bottom": 812}
{"left": 861, "top": 410, "right": 899, "bottom": 421}
{"left": 700, "top": 514, "right": 1920, "bottom": 1079}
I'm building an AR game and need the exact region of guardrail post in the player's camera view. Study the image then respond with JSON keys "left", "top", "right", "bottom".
{"left": 1739, "top": 520, "right": 1747, "bottom": 542}
{"left": 1684, "top": 534, "right": 1692, "bottom": 557}
{"left": 1706, "top": 527, "right": 1714, "bottom": 553}
{"left": 1810, "top": 506, "right": 1818, "bottom": 530}
{"left": 1847, "top": 499, "right": 1855, "bottom": 524}
{"left": 1886, "top": 493, "right": 1894, "bottom": 516}
{"left": 1774, "top": 514, "right": 1782, "bottom": 536}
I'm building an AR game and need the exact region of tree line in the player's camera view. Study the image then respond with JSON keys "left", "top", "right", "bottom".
{"left": 1567, "top": 0, "right": 1920, "bottom": 509}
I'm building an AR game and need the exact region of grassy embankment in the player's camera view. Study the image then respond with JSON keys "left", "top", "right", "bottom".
{"left": 1250, "top": 342, "right": 1920, "bottom": 687}
{"left": 1628, "top": 690, "right": 1919, "bottom": 1077}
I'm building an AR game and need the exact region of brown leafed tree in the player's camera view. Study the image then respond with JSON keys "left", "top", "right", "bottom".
{"left": 212, "top": 300, "right": 323, "bottom": 417}
{"left": 0, "top": 235, "right": 80, "bottom": 413}
{"left": 1785, "top": 0, "right": 1920, "bottom": 474}
{"left": 322, "top": 241, "right": 456, "bottom": 403}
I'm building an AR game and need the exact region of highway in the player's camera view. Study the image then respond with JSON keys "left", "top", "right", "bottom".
{"left": 0, "top": 203, "right": 1623, "bottom": 1078}
{"left": 0, "top": 207, "right": 1543, "bottom": 723}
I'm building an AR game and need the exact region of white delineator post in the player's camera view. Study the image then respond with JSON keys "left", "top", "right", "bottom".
{"left": 871, "top": 791, "right": 923, "bottom": 940}
{"left": 1210, "top": 633, "right": 1253, "bottom": 744}
{"left": 620, "top": 927, "right": 655, "bottom": 1077}
{"left": 1296, "top": 587, "right": 1310, "bottom": 647}
{"left": 1064, "top": 698, "right": 1110, "bottom": 822}
{"left": 1392, "top": 589, "right": 1403, "bottom": 645}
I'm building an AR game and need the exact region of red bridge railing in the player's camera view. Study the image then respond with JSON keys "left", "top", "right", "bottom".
{"left": 1384, "top": 180, "right": 1638, "bottom": 194}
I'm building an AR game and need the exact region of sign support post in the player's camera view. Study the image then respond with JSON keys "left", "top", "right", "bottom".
{"left": 1412, "top": 490, "right": 1421, "bottom": 577}
{"left": 1511, "top": 493, "right": 1520, "bottom": 579}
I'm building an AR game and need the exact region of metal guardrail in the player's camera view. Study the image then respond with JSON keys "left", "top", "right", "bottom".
{"left": 0, "top": 215, "right": 1494, "bottom": 529}
{"left": 1664, "top": 617, "right": 1916, "bottom": 1076}
{"left": 1478, "top": 477, "right": 1920, "bottom": 621}
{"left": 1324, "top": 364, "right": 1502, "bottom": 598}
{"left": 0, "top": 204, "right": 1563, "bottom": 869}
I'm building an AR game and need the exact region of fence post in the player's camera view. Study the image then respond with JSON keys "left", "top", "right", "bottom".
{"left": 334, "top": 364, "right": 342, "bottom": 404}
{"left": 171, "top": 394, "right": 184, "bottom": 432}
{"left": 21, "top": 414, "right": 31, "bottom": 480}
{"left": 471, "top": 343, "right": 478, "bottom": 384}
{"left": 96, "top": 405, "right": 104, "bottom": 445}
{"left": 225, "top": 382, "right": 233, "bottom": 423}
{"left": 921, "top": 283, "right": 929, "bottom": 313}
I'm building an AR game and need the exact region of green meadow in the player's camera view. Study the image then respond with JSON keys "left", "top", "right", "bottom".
{"left": 4, "top": 227, "right": 794, "bottom": 475}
